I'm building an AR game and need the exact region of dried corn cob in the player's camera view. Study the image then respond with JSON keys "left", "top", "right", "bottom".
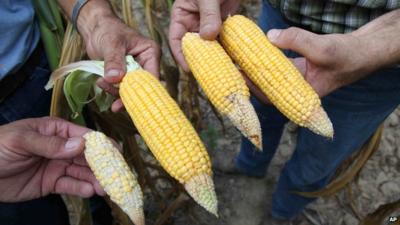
{"left": 182, "top": 32, "right": 262, "bottom": 150}
{"left": 83, "top": 131, "right": 144, "bottom": 225}
{"left": 220, "top": 15, "right": 333, "bottom": 138}
{"left": 119, "top": 69, "right": 218, "bottom": 216}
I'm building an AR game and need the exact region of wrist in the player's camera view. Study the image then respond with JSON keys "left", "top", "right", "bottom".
{"left": 343, "top": 32, "right": 378, "bottom": 76}
{"left": 351, "top": 16, "right": 400, "bottom": 73}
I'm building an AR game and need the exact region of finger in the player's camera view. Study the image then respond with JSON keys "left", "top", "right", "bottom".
{"left": 24, "top": 132, "right": 85, "bottom": 159}
{"left": 132, "top": 39, "right": 161, "bottom": 78}
{"left": 103, "top": 40, "right": 127, "bottom": 84}
{"left": 267, "top": 28, "right": 332, "bottom": 63}
{"left": 73, "top": 154, "right": 88, "bottom": 166}
{"left": 54, "top": 177, "right": 95, "bottom": 198}
{"left": 33, "top": 117, "right": 91, "bottom": 138}
{"left": 66, "top": 164, "right": 106, "bottom": 196}
{"left": 24, "top": 118, "right": 90, "bottom": 158}
{"left": 66, "top": 164, "right": 96, "bottom": 184}
{"left": 198, "top": 0, "right": 222, "bottom": 40}
{"left": 168, "top": 6, "right": 200, "bottom": 71}
{"left": 169, "top": 20, "right": 190, "bottom": 71}
{"left": 111, "top": 99, "right": 124, "bottom": 113}
{"left": 96, "top": 78, "right": 119, "bottom": 96}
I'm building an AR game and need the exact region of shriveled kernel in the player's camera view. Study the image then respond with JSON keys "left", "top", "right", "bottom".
{"left": 182, "top": 33, "right": 262, "bottom": 150}
{"left": 83, "top": 131, "right": 144, "bottom": 225}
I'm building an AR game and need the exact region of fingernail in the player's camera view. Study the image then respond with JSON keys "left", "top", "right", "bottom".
{"left": 106, "top": 69, "right": 122, "bottom": 77}
{"left": 65, "top": 137, "right": 82, "bottom": 151}
{"left": 201, "top": 24, "right": 218, "bottom": 39}
{"left": 267, "top": 29, "right": 281, "bottom": 42}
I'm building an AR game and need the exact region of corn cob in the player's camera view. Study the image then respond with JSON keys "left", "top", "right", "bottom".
{"left": 83, "top": 131, "right": 144, "bottom": 225}
{"left": 220, "top": 15, "right": 333, "bottom": 138}
{"left": 182, "top": 32, "right": 262, "bottom": 150}
{"left": 119, "top": 69, "right": 218, "bottom": 216}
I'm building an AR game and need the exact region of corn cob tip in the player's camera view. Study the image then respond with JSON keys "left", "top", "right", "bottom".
{"left": 124, "top": 185, "right": 145, "bottom": 225}
{"left": 305, "top": 106, "right": 334, "bottom": 138}
{"left": 184, "top": 173, "right": 218, "bottom": 217}
{"left": 127, "top": 207, "right": 145, "bottom": 225}
{"left": 226, "top": 94, "right": 262, "bottom": 150}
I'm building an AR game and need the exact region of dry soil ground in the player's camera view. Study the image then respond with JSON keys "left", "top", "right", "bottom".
{"left": 169, "top": 105, "right": 400, "bottom": 225}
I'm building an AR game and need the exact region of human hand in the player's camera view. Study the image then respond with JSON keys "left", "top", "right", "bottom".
{"left": 169, "top": 0, "right": 241, "bottom": 70}
{"left": 247, "top": 27, "right": 371, "bottom": 104}
{"left": 84, "top": 16, "right": 161, "bottom": 112}
{"left": 57, "top": 0, "right": 161, "bottom": 112}
{"left": 0, "top": 117, "right": 105, "bottom": 202}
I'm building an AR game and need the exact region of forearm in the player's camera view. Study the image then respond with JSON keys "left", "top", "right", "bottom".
{"left": 57, "top": 0, "right": 115, "bottom": 40}
{"left": 352, "top": 9, "right": 400, "bottom": 72}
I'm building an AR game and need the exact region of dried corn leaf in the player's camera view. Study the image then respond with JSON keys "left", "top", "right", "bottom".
{"left": 297, "top": 125, "right": 383, "bottom": 198}
{"left": 359, "top": 198, "right": 400, "bottom": 225}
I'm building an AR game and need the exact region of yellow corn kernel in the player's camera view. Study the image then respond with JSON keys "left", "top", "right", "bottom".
{"left": 119, "top": 69, "right": 217, "bottom": 216}
{"left": 83, "top": 131, "right": 144, "bottom": 225}
{"left": 182, "top": 32, "right": 262, "bottom": 150}
{"left": 220, "top": 15, "right": 333, "bottom": 138}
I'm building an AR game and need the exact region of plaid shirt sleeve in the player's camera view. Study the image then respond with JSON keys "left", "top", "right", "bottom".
{"left": 271, "top": 0, "right": 400, "bottom": 34}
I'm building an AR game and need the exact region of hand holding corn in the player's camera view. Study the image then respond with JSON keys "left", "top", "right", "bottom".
{"left": 84, "top": 131, "right": 144, "bottom": 225}
{"left": 220, "top": 15, "right": 334, "bottom": 137}
{"left": 0, "top": 117, "right": 105, "bottom": 203}
{"left": 169, "top": 0, "right": 241, "bottom": 70}
{"left": 169, "top": 0, "right": 334, "bottom": 137}
{"left": 58, "top": 0, "right": 161, "bottom": 112}
{"left": 47, "top": 56, "right": 219, "bottom": 218}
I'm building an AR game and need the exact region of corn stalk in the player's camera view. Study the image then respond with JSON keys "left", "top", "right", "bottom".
{"left": 53, "top": 23, "right": 94, "bottom": 225}
{"left": 33, "top": 1, "right": 94, "bottom": 223}
{"left": 33, "top": 0, "right": 64, "bottom": 70}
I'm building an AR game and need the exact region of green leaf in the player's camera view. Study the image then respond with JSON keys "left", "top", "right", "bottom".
{"left": 94, "top": 85, "right": 115, "bottom": 112}
{"left": 63, "top": 71, "right": 97, "bottom": 120}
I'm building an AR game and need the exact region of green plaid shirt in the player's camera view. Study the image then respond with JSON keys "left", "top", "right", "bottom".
{"left": 269, "top": 0, "right": 400, "bottom": 33}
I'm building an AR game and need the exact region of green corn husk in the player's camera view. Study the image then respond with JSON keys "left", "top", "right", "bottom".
{"left": 46, "top": 56, "right": 141, "bottom": 121}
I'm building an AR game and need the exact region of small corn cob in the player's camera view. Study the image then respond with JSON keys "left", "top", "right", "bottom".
{"left": 182, "top": 32, "right": 262, "bottom": 150}
{"left": 220, "top": 15, "right": 333, "bottom": 138}
{"left": 119, "top": 69, "right": 218, "bottom": 216}
{"left": 83, "top": 131, "right": 144, "bottom": 225}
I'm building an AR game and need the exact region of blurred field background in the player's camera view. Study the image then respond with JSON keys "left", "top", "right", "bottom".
{"left": 41, "top": 0, "right": 400, "bottom": 224}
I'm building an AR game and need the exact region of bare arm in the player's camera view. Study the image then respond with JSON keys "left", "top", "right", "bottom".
{"left": 351, "top": 9, "right": 400, "bottom": 73}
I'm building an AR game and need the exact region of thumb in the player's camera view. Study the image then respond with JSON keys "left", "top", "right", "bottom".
{"left": 198, "top": 0, "right": 222, "bottom": 40}
{"left": 25, "top": 132, "right": 85, "bottom": 159}
{"left": 267, "top": 27, "right": 331, "bottom": 63}
{"left": 103, "top": 42, "right": 127, "bottom": 84}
